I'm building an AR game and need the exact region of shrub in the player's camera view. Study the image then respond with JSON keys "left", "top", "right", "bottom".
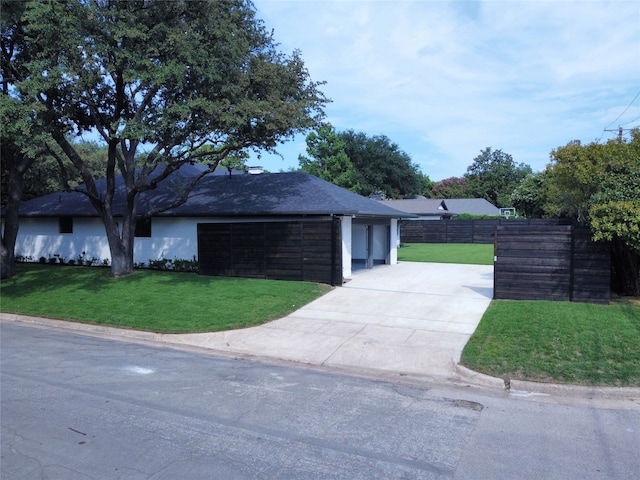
{"left": 173, "top": 256, "right": 198, "bottom": 273}
{"left": 148, "top": 258, "right": 171, "bottom": 270}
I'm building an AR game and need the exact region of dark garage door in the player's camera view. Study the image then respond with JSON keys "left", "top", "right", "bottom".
{"left": 198, "top": 219, "right": 342, "bottom": 285}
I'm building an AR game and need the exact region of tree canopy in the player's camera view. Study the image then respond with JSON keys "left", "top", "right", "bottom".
{"left": 297, "top": 127, "right": 424, "bottom": 198}
{"left": 298, "top": 124, "right": 360, "bottom": 191}
{"left": 341, "top": 130, "right": 424, "bottom": 198}
{"left": 1, "top": 0, "right": 327, "bottom": 277}
{"left": 509, "top": 171, "right": 557, "bottom": 219}
{"left": 548, "top": 131, "right": 640, "bottom": 295}
{"left": 464, "top": 147, "right": 532, "bottom": 207}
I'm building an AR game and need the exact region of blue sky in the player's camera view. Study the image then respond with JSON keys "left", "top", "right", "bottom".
{"left": 248, "top": 0, "right": 640, "bottom": 181}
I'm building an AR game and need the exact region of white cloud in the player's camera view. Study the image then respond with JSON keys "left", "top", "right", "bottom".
{"left": 252, "top": 0, "right": 640, "bottom": 179}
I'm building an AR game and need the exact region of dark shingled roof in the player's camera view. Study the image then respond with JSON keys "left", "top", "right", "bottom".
{"left": 16, "top": 164, "right": 415, "bottom": 219}
{"left": 442, "top": 198, "right": 500, "bottom": 216}
{"left": 377, "top": 198, "right": 448, "bottom": 216}
{"left": 377, "top": 197, "right": 500, "bottom": 217}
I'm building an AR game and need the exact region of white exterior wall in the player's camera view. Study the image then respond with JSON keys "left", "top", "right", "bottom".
{"left": 372, "top": 224, "right": 387, "bottom": 261}
{"left": 340, "top": 215, "right": 352, "bottom": 279}
{"left": 15, "top": 217, "right": 202, "bottom": 265}
{"left": 15, "top": 217, "right": 111, "bottom": 263}
{"left": 135, "top": 217, "right": 198, "bottom": 262}
{"left": 389, "top": 218, "right": 399, "bottom": 264}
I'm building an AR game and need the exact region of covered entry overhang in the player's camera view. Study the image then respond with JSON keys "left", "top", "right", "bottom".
{"left": 339, "top": 215, "right": 403, "bottom": 279}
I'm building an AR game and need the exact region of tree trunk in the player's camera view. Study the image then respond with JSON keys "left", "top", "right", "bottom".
{"left": 109, "top": 243, "right": 134, "bottom": 277}
{"left": 1, "top": 151, "right": 33, "bottom": 280}
{"left": 101, "top": 213, "right": 135, "bottom": 277}
{"left": 1, "top": 242, "right": 15, "bottom": 280}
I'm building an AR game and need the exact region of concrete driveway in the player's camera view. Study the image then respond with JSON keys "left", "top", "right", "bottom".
{"left": 167, "top": 261, "right": 495, "bottom": 382}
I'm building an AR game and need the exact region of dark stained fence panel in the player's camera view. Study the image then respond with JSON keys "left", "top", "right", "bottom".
{"left": 571, "top": 226, "right": 611, "bottom": 304}
{"left": 495, "top": 226, "right": 573, "bottom": 301}
{"left": 422, "top": 222, "right": 448, "bottom": 243}
{"left": 197, "top": 223, "right": 233, "bottom": 276}
{"left": 446, "top": 221, "right": 474, "bottom": 243}
{"left": 494, "top": 224, "right": 610, "bottom": 304}
{"left": 198, "top": 219, "right": 342, "bottom": 285}
{"left": 400, "top": 218, "right": 571, "bottom": 244}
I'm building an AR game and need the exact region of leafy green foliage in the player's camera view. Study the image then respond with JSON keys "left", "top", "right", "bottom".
{"left": 298, "top": 124, "right": 360, "bottom": 190}
{"left": 548, "top": 129, "right": 640, "bottom": 295}
{"left": 421, "top": 175, "right": 435, "bottom": 197}
{"left": 509, "top": 171, "right": 557, "bottom": 218}
{"left": 340, "top": 130, "right": 424, "bottom": 198}
{"left": 464, "top": 147, "right": 532, "bottom": 207}
{"left": 297, "top": 126, "right": 425, "bottom": 198}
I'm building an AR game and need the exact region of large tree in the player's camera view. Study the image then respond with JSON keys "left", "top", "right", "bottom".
{"left": 298, "top": 124, "right": 360, "bottom": 191}
{"left": 464, "top": 147, "right": 532, "bottom": 207}
{"left": 549, "top": 131, "right": 640, "bottom": 296}
{"left": 0, "top": 96, "right": 43, "bottom": 279}
{"left": 3, "top": 0, "right": 326, "bottom": 277}
{"left": 509, "top": 171, "right": 557, "bottom": 219}
{"left": 0, "top": 0, "right": 52, "bottom": 278}
{"left": 339, "top": 130, "right": 424, "bottom": 198}
{"left": 297, "top": 127, "right": 424, "bottom": 198}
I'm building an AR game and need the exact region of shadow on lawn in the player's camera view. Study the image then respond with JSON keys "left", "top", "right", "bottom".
{"left": 2, "top": 264, "right": 163, "bottom": 298}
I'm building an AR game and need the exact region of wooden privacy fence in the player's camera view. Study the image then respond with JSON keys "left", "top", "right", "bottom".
{"left": 400, "top": 218, "right": 568, "bottom": 244}
{"left": 197, "top": 219, "right": 342, "bottom": 285}
{"left": 493, "top": 224, "right": 610, "bottom": 304}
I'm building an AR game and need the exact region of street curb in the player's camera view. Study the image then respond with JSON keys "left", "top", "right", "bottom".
{"left": 454, "top": 359, "right": 640, "bottom": 406}
{"left": 454, "top": 364, "right": 507, "bottom": 389}
{"left": 509, "top": 379, "right": 640, "bottom": 401}
{"left": 0, "top": 313, "right": 164, "bottom": 343}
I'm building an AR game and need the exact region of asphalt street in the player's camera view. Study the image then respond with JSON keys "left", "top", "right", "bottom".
{"left": 2, "top": 323, "right": 639, "bottom": 479}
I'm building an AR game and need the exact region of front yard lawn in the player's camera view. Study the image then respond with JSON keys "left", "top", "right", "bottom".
{"left": 398, "top": 243, "right": 493, "bottom": 265}
{"left": 461, "top": 299, "right": 640, "bottom": 386}
{"left": 0, "top": 264, "right": 332, "bottom": 333}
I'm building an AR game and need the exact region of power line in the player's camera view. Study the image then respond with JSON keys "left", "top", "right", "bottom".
{"left": 620, "top": 114, "right": 640, "bottom": 126}
{"left": 597, "top": 90, "right": 640, "bottom": 142}
{"left": 604, "top": 89, "right": 640, "bottom": 130}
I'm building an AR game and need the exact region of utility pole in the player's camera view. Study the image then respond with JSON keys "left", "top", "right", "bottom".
{"left": 604, "top": 126, "right": 630, "bottom": 141}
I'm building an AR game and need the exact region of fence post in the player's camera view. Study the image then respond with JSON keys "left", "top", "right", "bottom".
{"left": 569, "top": 225, "right": 575, "bottom": 301}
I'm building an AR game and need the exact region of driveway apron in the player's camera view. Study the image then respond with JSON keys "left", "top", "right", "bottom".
{"left": 167, "top": 262, "right": 494, "bottom": 381}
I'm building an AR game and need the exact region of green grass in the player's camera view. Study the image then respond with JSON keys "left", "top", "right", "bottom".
{"left": 461, "top": 299, "right": 640, "bottom": 386}
{"left": 397, "top": 243, "right": 494, "bottom": 265}
{"left": 0, "top": 264, "right": 332, "bottom": 333}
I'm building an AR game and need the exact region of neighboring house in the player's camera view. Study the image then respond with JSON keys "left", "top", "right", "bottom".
{"left": 376, "top": 198, "right": 453, "bottom": 220}
{"left": 377, "top": 197, "right": 500, "bottom": 219}
{"left": 441, "top": 198, "right": 500, "bottom": 217}
{"left": 10, "top": 165, "right": 415, "bottom": 285}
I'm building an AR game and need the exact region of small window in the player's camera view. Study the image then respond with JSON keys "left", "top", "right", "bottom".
{"left": 59, "top": 217, "right": 73, "bottom": 234}
{"left": 135, "top": 217, "right": 152, "bottom": 238}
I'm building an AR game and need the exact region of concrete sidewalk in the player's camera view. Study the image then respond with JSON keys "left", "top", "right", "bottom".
{"left": 165, "top": 261, "right": 495, "bottom": 382}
